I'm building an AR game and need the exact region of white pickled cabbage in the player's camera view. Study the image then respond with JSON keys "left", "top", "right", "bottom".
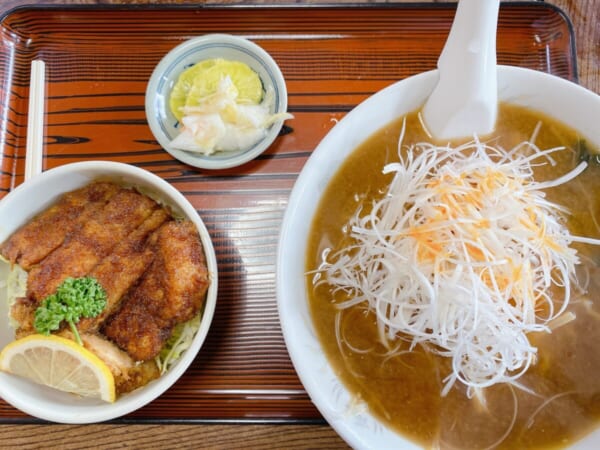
{"left": 169, "top": 76, "right": 292, "bottom": 155}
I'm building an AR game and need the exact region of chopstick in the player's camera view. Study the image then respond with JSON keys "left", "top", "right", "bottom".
{"left": 25, "top": 60, "right": 46, "bottom": 181}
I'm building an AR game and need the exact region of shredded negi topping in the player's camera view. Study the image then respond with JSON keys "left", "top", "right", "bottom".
{"left": 315, "top": 120, "right": 600, "bottom": 396}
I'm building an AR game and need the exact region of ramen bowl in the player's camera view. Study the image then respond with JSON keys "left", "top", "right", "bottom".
{"left": 0, "top": 161, "right": 218, "bottom": 423}
{"left": 145, "top": 33, "right": 289, "bottom": 170}
{"left": 277, "top": 66, "right": 600, "bottom": 449}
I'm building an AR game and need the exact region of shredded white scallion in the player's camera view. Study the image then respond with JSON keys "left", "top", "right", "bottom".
{"left": 317, "top": 130, "right": 600, "bottom": 396}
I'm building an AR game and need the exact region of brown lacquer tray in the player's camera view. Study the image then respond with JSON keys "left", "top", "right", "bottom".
{"left": 0, "top": 3, "right": 576, "bottom": 423}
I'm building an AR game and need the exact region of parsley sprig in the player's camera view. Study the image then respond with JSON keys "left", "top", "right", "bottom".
{"left": 34, "top": 276, "right": 107, "bottom": 346}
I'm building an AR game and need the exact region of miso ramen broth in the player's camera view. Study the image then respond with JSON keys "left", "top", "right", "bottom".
{"left": 306, "top": 103, "right": 600, "bottom": 449}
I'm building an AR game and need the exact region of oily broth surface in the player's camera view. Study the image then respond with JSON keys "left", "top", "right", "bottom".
{"left": 306, "top": 103, "right": 600, "bottom": 449}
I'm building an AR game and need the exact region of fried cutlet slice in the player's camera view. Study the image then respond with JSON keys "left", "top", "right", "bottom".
{"left": 147, "top": 220, "right": 209, "bottom": 325}
{"left": 26, "top": 188, "right": 158, "bottom": 302}
{"left": 114, "top": 358, "right": 161, "bottom": 395}
{"left": 103, "top": 302, "right": 168, "bottom": 363}
{"left": 9, "top": 208, "right": 168, "bottom": 337}
{"left": 78, "top": 209, "right": 171, "bottom": 333}
{"left": 103, "top": 221, "right": 209, "bottom": 361}
{"left": 10, "top": 297, "right": 37, "bottom": 338}
{"left": 0, "top": 182, "right": 119, "bottom": 270}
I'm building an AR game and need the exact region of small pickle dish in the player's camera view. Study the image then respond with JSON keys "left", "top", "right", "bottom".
{"left": 145, "top": 33, "right": 291, "bottom": 170}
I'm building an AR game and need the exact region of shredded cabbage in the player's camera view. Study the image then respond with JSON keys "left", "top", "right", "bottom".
{"left": 0, "top": 256, "right": 27, "bottom": 329}
{"left": 155, "top": 313, "right": 201, "bottom": 375}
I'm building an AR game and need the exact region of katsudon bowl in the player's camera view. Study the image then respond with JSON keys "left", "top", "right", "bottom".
{"left": 277, "top": 66, "right": 600, "bottom": 449}
{"left": 0, "top": 161, "right": 218, "bottom": 423}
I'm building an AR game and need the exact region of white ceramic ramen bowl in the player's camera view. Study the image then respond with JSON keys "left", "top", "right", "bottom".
{"left": 0, "top": 161, "right": 218, "bottom": 424}
{"left": 145, "top": 33, "right": 289, "bottom": 170}
{"left": 277, "top": 65, "right": 600, "bottom": 450}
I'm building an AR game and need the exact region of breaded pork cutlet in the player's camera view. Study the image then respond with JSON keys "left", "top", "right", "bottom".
{"left": 103, "top": 221, "right": 209, "bottom": 361}
{"left": 26, "top": 188, "right": 158, "bottom": 302}
{"left": 78, "top": 208, "right": 171, "bottom": 333}
{"left": 0, "top": 182, "right": 119, "bottom": 269}
{"left": 9, "top": 299, "right": 37, "bottom": 338}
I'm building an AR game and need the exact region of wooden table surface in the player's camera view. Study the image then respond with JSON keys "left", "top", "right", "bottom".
{"left": 0, "top": 0, "right": 598, "bottom": 448}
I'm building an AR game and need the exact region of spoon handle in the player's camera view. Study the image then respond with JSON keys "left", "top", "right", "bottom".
{"left": 422, "top": 0, "right": 500, "bottom": 140}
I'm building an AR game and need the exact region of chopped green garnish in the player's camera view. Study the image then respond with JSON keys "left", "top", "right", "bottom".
{"left": 34, "top": 277, "right": 107, "bottom": 346}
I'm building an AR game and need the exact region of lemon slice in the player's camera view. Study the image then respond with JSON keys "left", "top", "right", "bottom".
{"left": 169, "top": 58, "right": 263, "bottom": 121}
{"left": 0, "top": 334, "right": 116, "bottom": 403}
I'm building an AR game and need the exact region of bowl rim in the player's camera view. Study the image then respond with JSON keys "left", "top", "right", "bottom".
{"left": 277, "top": 65, "right": 600, "bottom": 449}
{"left": 0, "top": 161, "right": 219, "bottom": 423}
{"left": 145, "top": 33, "right": 288, "bottom": 170}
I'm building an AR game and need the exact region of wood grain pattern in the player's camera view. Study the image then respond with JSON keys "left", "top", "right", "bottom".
{"left": 0, "top": 0, "right": 598, "bottom": 448}
{"left": 0, "top": 2, "right": 578, "bottom": 424}
{"left": 0, "top": 424, "right": 347, "bottom": 449}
